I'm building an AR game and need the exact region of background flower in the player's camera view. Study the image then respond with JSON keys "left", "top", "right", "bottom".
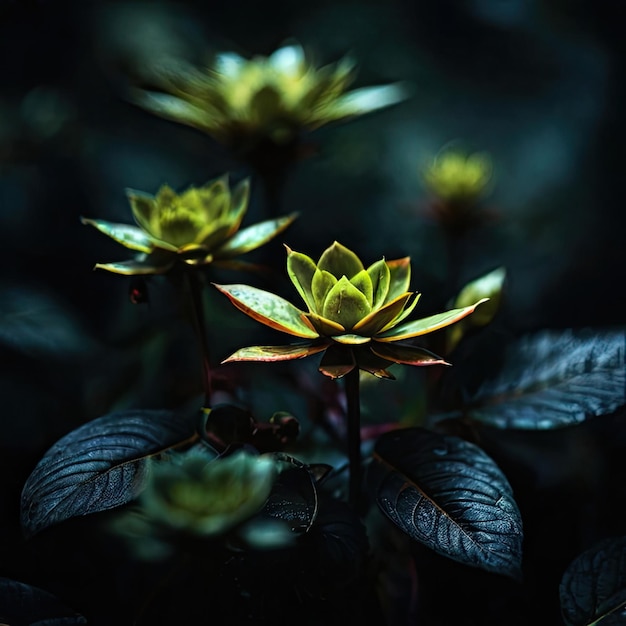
{"left": 130, "top": 42, "right": 409, "bottom": 149}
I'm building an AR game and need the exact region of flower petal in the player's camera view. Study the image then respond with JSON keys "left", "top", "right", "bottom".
{"left": 367, "top": 258, "right": 391, "bottom": 309}
{"left": 286, "top": 246, "right": 317, "bottom": 311}
{"left": 225, "top": 177, "right": 251, "bottom": 237}
{"left": 269, "top": 44, "right": 306, "bottom": 76}
{"left": 350, "top": 269, "right": 373, "bottom": 306}
{"left": 213, "top": 284, "right": 319, "bottom": 339}
{"left": 317, "top": 241, "right": 363, "bottom": 279}
{"left": 130, "top": 89, "right": 215, "bottom": 133}
{"left": 353, "top": 292, "right": 417, "bottom": 336}
{"left": 306, "top": 312, "right": 345, "bottom": 336}
{"left": 370, "top": 341, "right": 448, "bottom": 366}
{"left": 318, "top": 344, "right": 355, "bottom": 379}
{"left": 333, "top": 334, "right": 371, "bottom": 345}
{"left": 81, "top": 218, "right": 156, "bottom": 253}
{"left": 93, "top": 258, "right": 174, "bottom": 275}
{"left": 376, "top": 299, "right": 488, "bottom": 342}
{"left": 312, "top": 269, "right": 337, "bottom": 312}
{"left": 215, "top": 213, "right": 297, "bottom": 258}
{"left": 328, "top": 83, "right": 409, "bottom": 120}
{"left": 126, "top": 189, "right": 159, "bottom": 239}
{"left": 385, "top": 257, "right": 411, "bottom": 303}
{"left": 353, "top": 347, "right": 396, "bottom": 379}
{"left": 322, "top": 276, "right": 371, "bottom": 330}
{"left": 214, "top": 51, "right": 246, "bottom": 78}
{"left": 222, "top": 342, "right": 328, "bottom": 363}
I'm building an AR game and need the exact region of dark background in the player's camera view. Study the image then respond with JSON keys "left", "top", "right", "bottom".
{"left": 1, "top": 0, "right": 625, "bottom": 623}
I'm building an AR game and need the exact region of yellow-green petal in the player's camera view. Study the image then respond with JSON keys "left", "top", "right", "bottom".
{"left": 317, "top": 241, "right": 363, "bottom": 280}
{"left": 350, "top": 269, "right": 373, "bottom": 306}
{"left": 126, "top": 190, "right": 158, "bottom": 238}
{"left": 326, "top": 83, "right": 408, "bottom": 121}
{"left": 322, "top": 276, "right": 371, "bottom": 330}
{"left": 131, "top": 89, "right": 214, "bottom": 133}
{"left": 306, "top": 311, "right": 346, "bottom": 336}
{"left": 385, "top": 257, "right": 411, "bottom": 303}
{"left": 286, "top": 247, "right": 318, "bottom": 311}
{"left": 214, "top": 213, "right": 297, "bottom": 258}
{"left": 381, "top": 292, "right": 421, "bottom": 330}
{"left": 370, "top": 341, "right": 448, "bottom": 366}
{"left": 93, "top": 257, "right": 174, "bottom": 275}
{"left": 312, "top": 269, "right": 337, "bottom": 312}
{"left": 376, "top": 299, "right": 488, "bottom": 342}
{"left": 367, "top": 258, "right": 391, "bottom": 309}
{"left": 224, "top": 178, "right": 251, "bottom": 238}
{"left": 353, "top": 292, "right": 416, "bottom": 336}
{"left": 213, "top": 283, "right": 319, "bottom": 339}
{"left": 81, "top": 218, "right": 156, "bottom": 253}
{"left": 333, "top": 334, "right": 371, "bottom": 345}
{"left": 222, "top": 342, "right": 328, "bottom": 363}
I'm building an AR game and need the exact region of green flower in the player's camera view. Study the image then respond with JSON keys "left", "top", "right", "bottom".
{"left": 139, "top": 449, "right": 278, "bottom": 537}
{"left": 422, "top": 147, "right": 493, "bottom": 204}
{"left": 215, "top": 242, "right": 487, "bottom": 379}
{"left": 131, "top": 42, "right": 408, "bottom": 147}
{"left": 81, "top": 175, "right": 296, "bottom": 275}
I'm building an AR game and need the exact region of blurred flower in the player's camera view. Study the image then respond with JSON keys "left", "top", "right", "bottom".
{"left": 131, "top": 42, "right": 408, "bottom": 148}
{"left": 215, "top": 242, "right": 486, "bottom": 379}
{"left": 422, "top": 147, "right": 493, "bottom": 204}
{"left": 82, "top": 175, "right": 296, "bottom": 275}
{"left": 140, "top": 449, "right": 278, "bottom": 537}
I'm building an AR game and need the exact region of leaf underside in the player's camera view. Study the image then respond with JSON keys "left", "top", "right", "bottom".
{"left": 0, "top": 577, "right": 87, "bottom": 624}
{"left": 367, "top": 427, "right": 523, "bottom": 579}
{"left": 465, "top": 328, "right": 626, "bottom": 429}
{"left": 20, "top": 410, "right": 196, "bottom": 538}
{"left": 560, "top": 536, "right": 626, "bottom": 626}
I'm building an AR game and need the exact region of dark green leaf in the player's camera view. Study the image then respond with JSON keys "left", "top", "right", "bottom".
{"left": 465, "top": 329, "right": 626, "bottom": 429}
{"left": 0, "top": 287, "right": 97, "bottom": 359}
{"left": 260, "top": 455, "right": 319, "bottom": 533}
{"left": 0, "top": 578, "right": 87, "bottom": 624}
{"left": 560, "top": 536, "right": 626, "bottom": 626}
{"left": 367, "top": 427, "right": 523, "bottom": 579}
{"left": 21, "top": 409, "right": 196, "bottom": 538}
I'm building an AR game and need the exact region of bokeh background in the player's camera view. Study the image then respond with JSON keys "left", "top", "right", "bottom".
{"left": 1, "top": 0, "right": 624, "bottom": 622}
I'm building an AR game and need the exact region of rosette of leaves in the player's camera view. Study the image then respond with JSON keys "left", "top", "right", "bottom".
{"left": 215, "top": 242, "right": 486, "bottom": 379}
{"left": 132, "top": 42, "right": 408, "bottom": 149}
{"left": 81, "top": 175, "right": 296, "bottom": 275}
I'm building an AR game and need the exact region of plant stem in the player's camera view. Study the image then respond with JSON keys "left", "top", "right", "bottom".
{"left": 185, "top": 270, "right": 212, "bottom": 408}
{"left": 344, "top": 367, "right": 362, "bottom": 509}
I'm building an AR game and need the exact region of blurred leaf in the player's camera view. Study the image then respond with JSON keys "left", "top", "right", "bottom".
{"left": 0, "top": 578, "right": 87, "bottom": 624}
{"left": 21, "top": 409, "right": 196, "bottom": 538}
{"left": 447, "top": 267, "right": 506, "bottom": 352}
{"left": 0, "top": 287, "right": 97, "bottom": 359}
{"left": 560, "top": 536, "right": 626, "bottom": 626}
{"left": 463, "top": 328, "right": 626, "bottom": 429}
{"left": 367, "top": 427, "right": 523, "bottom": 579}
